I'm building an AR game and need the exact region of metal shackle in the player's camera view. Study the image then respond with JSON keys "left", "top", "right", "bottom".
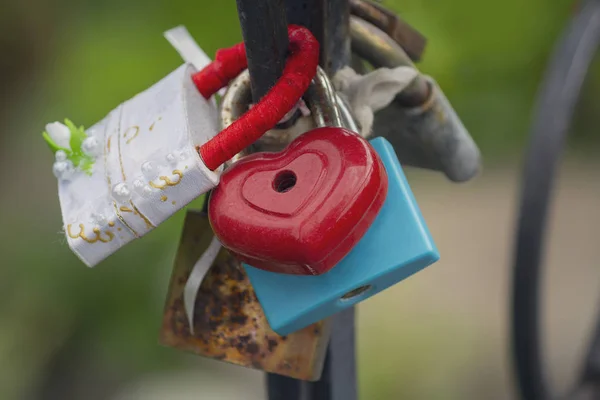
{"left": 349, "top": 15, "right": 481, "bottom": 183}
{"left": 220, "top": 67, "right": 358, "bottom": 163}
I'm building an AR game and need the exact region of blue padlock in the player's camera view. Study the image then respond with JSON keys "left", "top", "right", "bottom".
{"left": 243, "top": 136, "right": 439, "bottom": 336}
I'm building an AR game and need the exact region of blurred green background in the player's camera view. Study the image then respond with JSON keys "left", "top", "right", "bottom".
{"left": 2, "top": 0, "right": 600, "bottom": 399}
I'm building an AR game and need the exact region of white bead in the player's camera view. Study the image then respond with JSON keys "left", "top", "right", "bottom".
{"left": 81, "top": 136, "right": 100, "bottom": 157}
{"left": 141, "top": 161, "right": 156, "bottom": 179}
{"left": 55, "top": 150, "right": 67, "bottom": 162}
{"left": 91, "top": 213, "right": 107, "bottom": 226}
{"left": 133, "top": 178, "right": 145, "bottom": 192}
{"left": 142, "top": 186, "right": 154, "bottom": 196}
{"left": 177, "top": 149, "right": 190, "bottom": 161}
{"left": 53, "top": 160, "right": 75, "bottom": 181}
{"left": 166, "top": 153, "right": 177, "bottom": 165}
{"left": 112, "top": 182, "right": 131, "bottom": 203}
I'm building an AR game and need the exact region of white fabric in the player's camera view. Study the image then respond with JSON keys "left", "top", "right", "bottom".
{"left": 58, "top": 60, "right": 220, "bottom": 267}
{"left": 333, "top": 66, "right": 419, "bottom": 136}
{"left": 165, "top": 26, "right": 225, "bottom": 327}
{"left": 164, "top": 26, "right": 226, "bottom": 98}
{"left": 164, "top": 26, "right": 211, "bottom": 71}
{"left": 183, "top": 235, "right": 222, "bottom": 333}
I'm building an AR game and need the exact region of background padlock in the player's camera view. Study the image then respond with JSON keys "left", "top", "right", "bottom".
{"left": 210, "top": 67, "right": 388, "bottom": 276}
{"left": 160, "top": 210, "right": 331, "bottom": 381}
{"left": 242, "top": 72, "right": 439, "bottom": 336}
{"left": 350, "top": 16, "right": 481, "bottom": 183}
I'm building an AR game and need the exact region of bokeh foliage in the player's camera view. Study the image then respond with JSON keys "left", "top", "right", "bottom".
{"left": 0, "top": 0, "right": 591, "bottom": 398}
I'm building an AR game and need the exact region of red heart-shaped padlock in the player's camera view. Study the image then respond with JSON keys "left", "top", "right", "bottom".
{"left": 208, "top": 127, "right": 388, "bottom": 275}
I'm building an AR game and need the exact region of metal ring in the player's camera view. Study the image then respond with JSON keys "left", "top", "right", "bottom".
{"left": 350, "top": 16, "right": 429, "bottom": 107}
{"left": 220, "top": 66, "right": 351, "bottom": 162}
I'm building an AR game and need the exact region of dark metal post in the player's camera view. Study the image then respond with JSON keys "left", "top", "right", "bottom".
{"left": 308, "top": 308, "right": 357, "bottom": 400}
{"left": 285, "top": 0, "right": 350, "bottom": 74}
{"left": 234, "top": 1, "right": 356, "bottom": 399}
{"left": 235, "top": 0, "right": 289, "bottom": 101}
{"left": 265, "top": 1, "right": 357, "bottom": 399}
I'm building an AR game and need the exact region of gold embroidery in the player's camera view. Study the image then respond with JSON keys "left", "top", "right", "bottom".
{"left": 113, "top": 201, "right": 139, "bottom": 237}
{"left": 108, "top": 221, "right": 115, "bottom": 227}
{"left": 149, "top": 117, "right": 161, "bottom": 132}
{"left": 171, "top": 200, "right": 176, "bottom": 205}
{"left": 104, "top": 106, "right": 137, "bottom": 239}
{"left": 119, "top": 206, "right": 133, "bottom": 213}
{"left": 67, "top": 224, "right": 114, "bottom": 244}
{"left": 124, "top": 126, "right": 140, "bottom": 144}
{"left": 160, "top": 196, "right": 168, "bottom": 202}
{"left": 93, "top": 228, "right": 114, "bottom": 243}
{"left": 118, "top": 129, "right": 127, "bottom": 182}
{"left": 149, "top": 170, "right": 183, "bottom": 189}
{"left": 130, "top": 201, "right": 155, "bottom": 229}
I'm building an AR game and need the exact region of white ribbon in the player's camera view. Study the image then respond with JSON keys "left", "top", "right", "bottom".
{"left": 183, "top": 235, "right": 222, "bottom": 333}
{"left": 164, "top": 25, "right": 226, "bottom": 98}
{"left": 164, "top": 26, "right": 224, "bottom": 332}
{"left": 333, "top": 66, "right": 419, "bottom": 136}
{"left": 164, "top": 26, "right": 212, "bottom": 72}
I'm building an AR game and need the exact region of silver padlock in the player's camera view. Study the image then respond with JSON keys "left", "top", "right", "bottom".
{"left": 350, "top": 15, "right": 481, "bottom": 183}
{"left": 219, "top": 67, "right": 359, "bottom": 158}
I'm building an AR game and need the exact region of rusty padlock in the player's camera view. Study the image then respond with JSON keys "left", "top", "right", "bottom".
{"left": 160, "top": 211, "right": 331, "bottom": 380}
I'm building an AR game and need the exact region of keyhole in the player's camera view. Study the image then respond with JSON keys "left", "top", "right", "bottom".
{"left": 273, "top": 170, "right": 297, "bottom": 193}
{"left": 340, "top": 285, "right": 372, "bottom": 301}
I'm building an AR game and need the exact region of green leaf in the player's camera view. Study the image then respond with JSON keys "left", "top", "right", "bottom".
{"left": 42, "top": 131, "right": 62, "bottom": 153}
{"left": 65, "top": 118, "right": 87, "bottom": 155}
{"left": 63, "top": 119, "right": 95, "bottom": 175}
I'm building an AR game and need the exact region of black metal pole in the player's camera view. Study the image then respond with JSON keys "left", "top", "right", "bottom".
{"left": 579, "top": 305, "right": 600, "bottom": 395}
{"left": 308, "top": 308, "right": 357, "bottom": 400}
{"left": 285, "top": 0, "right": 350, "bottom": 75}
{"left": 266, "top": 1, "right": 357, "bottom": 399}
{"left": 323, "top": 0, "right": 351, "bottom": 74}
{"left": 234, "top": 1, "right": 356, "bottom": 399}
{"left": 235, "top": 0, "right": 289, "bottom": 101}
{"left": 511, "top": 1, "right": 600, "bottom": 399}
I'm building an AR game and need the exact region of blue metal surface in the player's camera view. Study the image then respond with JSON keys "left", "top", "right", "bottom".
{"left": 244, "top": 137, "right": 439, "bottom": 336}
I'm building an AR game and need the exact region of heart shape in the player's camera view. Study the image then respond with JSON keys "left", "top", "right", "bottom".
{"left": 208, "top": 127, "right": 388, "bottom": 275}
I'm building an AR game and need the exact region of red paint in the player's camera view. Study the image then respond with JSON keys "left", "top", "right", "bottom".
{"left": 192, "top": 25, "right": 319, "bottom": 171}
{"left": 208, "top": 127, "right": 389, "bottom": 276}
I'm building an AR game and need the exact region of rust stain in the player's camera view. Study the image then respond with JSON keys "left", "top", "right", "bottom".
{"left": 159, "top": 211, "right": 330, "bottom": 381}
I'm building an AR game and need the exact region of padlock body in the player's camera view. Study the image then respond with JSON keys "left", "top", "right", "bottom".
{"left": 243, "top": 137, "right": 439, "bottom": 336}
{"left": 56, "top": 64, "right": 220, "bottom": 268}
{"left": 160, "top": 211, "right": 330, "bottom": 381}
{"left": 208, "top": 127, "right": 388, "bottom": 275}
